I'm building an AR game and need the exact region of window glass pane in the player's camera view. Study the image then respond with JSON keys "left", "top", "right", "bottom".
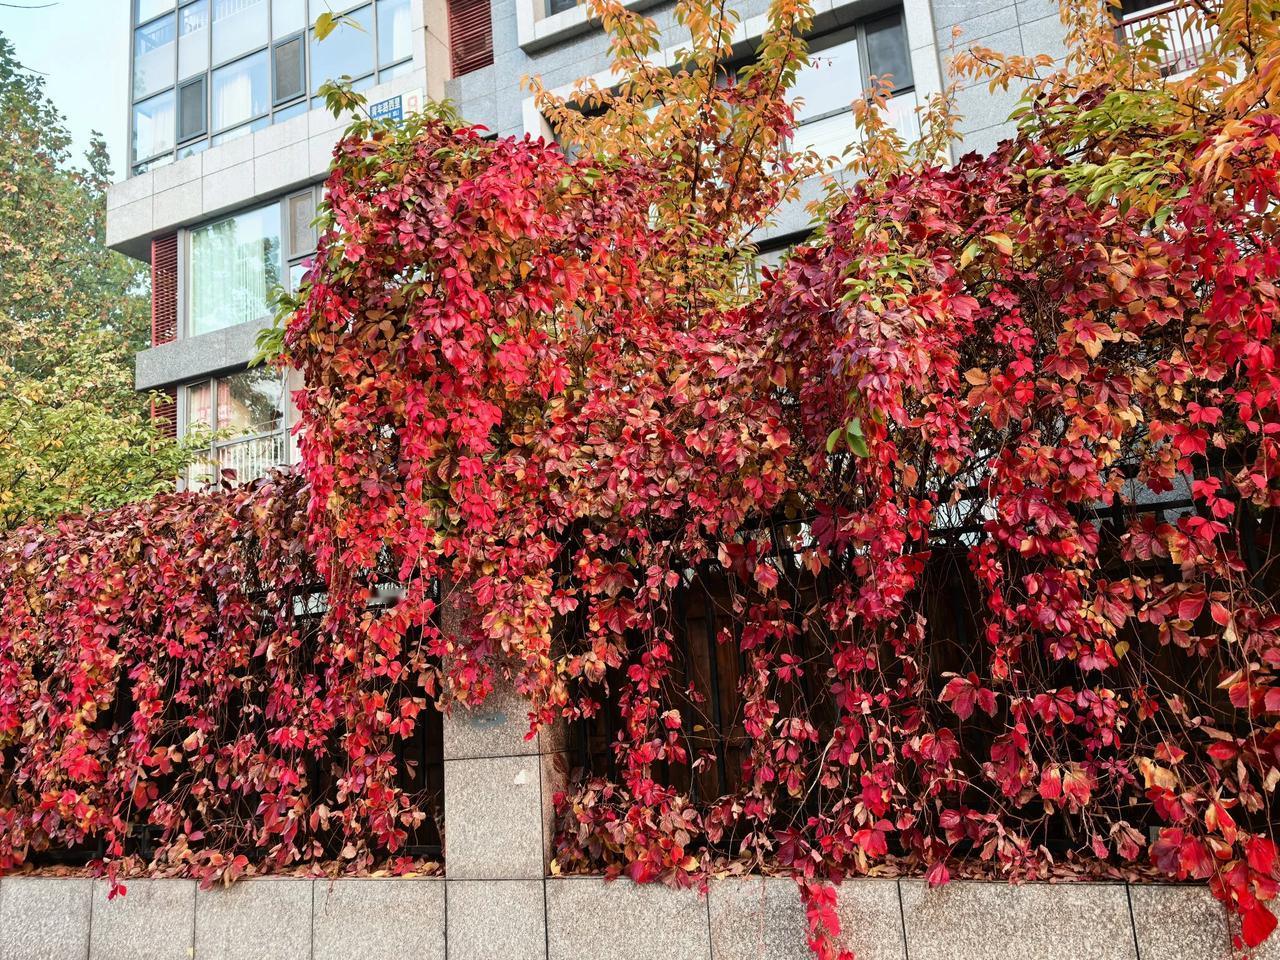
{"left": 790, "top": 110, "right": 856, "bottom": 159}
{"left": 216, "top": 368, "right": 285, "bottom": 433}
{"left": 273, "top": 36, "right": 305, "bottom": 103}
{"left": 287, "top": 191, "right": 317, "bottom": 258}
{"left": 186, "top": 381, "right": 213, "bottom": 430}
{"left": 310, "top": 4, "right": 374, "bottom": 90}
{"left": 189, "top": 203, "right": 282, "bottom": 335}
{"left": 792, "top": 29, "right": 860, "bottom": 124}
{"left": 137, "top": 0, "right": 175, "bottom": 24}
{"left": 212, "top": 50, "right": 270, "bottom": 130}
{"left": 547, "top": 0, "right": 577, "bottom": 15}
{"left": 134, "top": 14, "right": 176, "bottom": 100}
{"left": 378, "top": 59, "right": 413, "bottom": 82}
{"left": 272, "top": 0, "right": 306, "bottom": 37}
{"left": 179, "top": 0, "right": 210, "bottom": 78}
{"left": 864, "top": 13, "right": 913, "bottom": 91}
{"left": 133, "top": 91, "right": 176, "bottom": 162}
{"left": 377, "top": 0, "right": 413, "bottom": 66}
{"left": 178, "top": 77, "right": 207, "bottom": 141}
{"left": 212, "top": 0, "right": 268, "bottom": 64}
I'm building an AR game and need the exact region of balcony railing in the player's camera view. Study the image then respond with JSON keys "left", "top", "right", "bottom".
{"left": 1118, "top": 1, "right": 1217, "bottom": 77}
{"left": 187, "top": 430, "right": 289, "bottom": 489}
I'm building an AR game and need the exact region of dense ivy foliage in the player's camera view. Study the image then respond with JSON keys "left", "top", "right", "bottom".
{"left": 3, "top": 1, "right": 1280, "bottom": 957}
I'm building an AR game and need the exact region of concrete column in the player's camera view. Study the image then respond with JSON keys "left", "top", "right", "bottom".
{"left": 439, "top": 582, "right": 567, "bottom": 960}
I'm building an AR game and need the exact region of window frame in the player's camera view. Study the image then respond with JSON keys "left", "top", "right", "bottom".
{"left": 177, "top": 75, "right": 209, "bottom": 143}
{"left": 179, "top": 186, "right": 318, "bottom": 339}
{"left": 182, "top": 367, "right": 292, "bottom": 488}
{"left": 272, "top": 31, "right": 308, "bottom": 106}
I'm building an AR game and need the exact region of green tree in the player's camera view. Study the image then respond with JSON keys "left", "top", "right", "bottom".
{"left": 0, "top": 33, "right": 191, "bottom": 531}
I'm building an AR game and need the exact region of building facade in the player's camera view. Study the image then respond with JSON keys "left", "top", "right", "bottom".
{"left": 107, "top": 0, "right": 1201, "bottom": 484}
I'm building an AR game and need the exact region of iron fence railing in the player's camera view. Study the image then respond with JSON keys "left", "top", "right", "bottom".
{"left": 1118, "top": 0, "right": 1217, "bottom": 77}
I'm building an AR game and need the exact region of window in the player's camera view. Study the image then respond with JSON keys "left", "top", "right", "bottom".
{"left": 134, "top": 13, "right": 176, "bottom": 99}
{"left": 179, "top": 1, "right": 210, "bottom": 79}
{"left": 285, "top": 188, "right": 319, "bottom": 289}
{"left": 137, "top": 0, "right": 175, "bottom": 24}
{"left": 864, "top": 11, "right": 912, "bottom": 92}
{"left": 546, "top": 0, "right": 578, "bottom": 15}
{"left": 188, "top": 202, "right": 282, "bottom": 336}
{"left": 310, "top": 3, "right": 375, "bottom": 90}
{"left": 212, "top": 0, "right": 269, "bottom": 64}
{"left": 212, "top": 49, "right": 270, "bottom": 131}
{"left": 377, "top": 0, "right": 414, "bottom": 67}
{"left": 178, "top": 77, "right": 208, "bottom": 141}
{"left": 789, "top": 11, "right": 916, "bottom": 158}
{"left": 272, "top": 0, "right": 305, "bottom": 36}
{"left": 132, "top": 0, "right": 418, "bottom": 172}
{"left": 133, "top": 90, "right": 176, "bottom": 163}
{"left": 273, "top": 35, "right": 306, "bottom": 103}
{"left": 185, "top": 367, "right": 289, "bottom": 487}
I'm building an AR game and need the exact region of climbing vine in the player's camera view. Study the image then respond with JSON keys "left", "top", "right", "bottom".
{"left": 2, "top": 0, "right": 1280, "bottom": 957}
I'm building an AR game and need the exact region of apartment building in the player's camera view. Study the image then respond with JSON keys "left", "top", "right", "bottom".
{"left": 106, "top": 0, "right": 1201, "bottom": 486}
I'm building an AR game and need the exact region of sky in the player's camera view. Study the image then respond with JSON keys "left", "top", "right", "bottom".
{"left": 2, "top": 0, "right": 129, "bottom": 180}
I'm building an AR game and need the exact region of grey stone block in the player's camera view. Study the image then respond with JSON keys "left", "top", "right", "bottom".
{"left": 107, "top": 170, "right": 155, "bottom": 210}
{"left": 953, "top": 79, "right": 1025, "bottom": 137}
{"left": 89, "top": 879, "right": 196, "bottom": 960}
{"left": 443, "top": 683, "right": 539, "bottom": 760}
{"left": 0, "top": 877, "right": 91, "bottom": 960}
{"left": 900, "top": 880, "right": 1137, "bottom": 960}
{"left": 447, "top": 880, "right": 546, "bottom": 960}
{"left": 943, "top": 3, "right": 1020, "bottom": 46}
{"left": 193, "top": 879, "right": 312, "bottom": 960}
{"left": 1129, "top": 885, "right": 1230, "bottom": 960}
{"left": 153, "top": 180, "right": 203, "bottom": 230}
{"left": 931, "top": 0, "right": 1014, "bottom": 30}
{"left": 545, "top": 877, "right": 711, "bottom": 960}
{"left": 709, "top": 877, "right": 905, "bottom": 960}
{"left": 151, "top": 154, "right": 203, "bottom": 194}
{"left": 201, "top": 160, "right": 255, "bottom": 218}
{"left": 106, "top": 196, "right": 155, "bottom": 252}
{"left": 135, "top": 314, "right": 275, "bottom": 389}
{"left": 312, "top": 879, "right": 445, "bottom": 960}
{"left": 444, "top": 754, "right": 546, "bottom": 879}
{"left": 1018, "top": 13, "right": 1070, "bottom": 63}
{"left": 201, "top": 134, "right": 255, "bottom": 175}
{"left": 254, "top": 142, "right": 311, "bottom": 198}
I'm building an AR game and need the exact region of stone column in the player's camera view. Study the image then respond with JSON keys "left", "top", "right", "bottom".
{"left": 439, "top": 583, "right": 568, "bottom": 959}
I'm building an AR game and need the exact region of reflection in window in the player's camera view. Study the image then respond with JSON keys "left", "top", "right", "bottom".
{"left": 272, "top": 0, "right": 306, "bottom": 37}
{"left": 788, "top": 12, "right": 917, "bottom": 158}
{"left": 212, "top": 50, "right": 270, "bottom": 130}
{"left": 137, "top": 0, "right": 175, "bottom": 24}
{"left": 310, "top": 4, "right": 374, "bottom": 89}
{"left": 377, "top": 0, "right": 413, "bottom": 66}
{"left": 134, "top": 91, "right": 177, "bottom": 162}
{"left": 134, "top": 14, "right": 176, "bottom": 100}
{"left": 864, "top": 12, "right": 913, "bottom": 92}
{"left": 185, "top": 368, "right": 289, "bottom": 487}
{"left": 179, "top": 0, "right": 210, "bottom": 79}
{"left": 212, "top": 0, "right": 268, "bottom": 64}
{"left": 189, "top": 203, "right": 282, "bottom": 336}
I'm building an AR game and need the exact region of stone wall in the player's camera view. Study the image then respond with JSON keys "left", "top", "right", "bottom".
{"left": 0, "top": 874, "right": 1270, "bottom": 960}
{"left": 0, "top": 684, "right": 1272, "bottom": 960}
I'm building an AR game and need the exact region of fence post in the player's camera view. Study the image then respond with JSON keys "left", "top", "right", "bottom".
{"left": 439, "top": 582, "right": 567, "bottom": 958}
